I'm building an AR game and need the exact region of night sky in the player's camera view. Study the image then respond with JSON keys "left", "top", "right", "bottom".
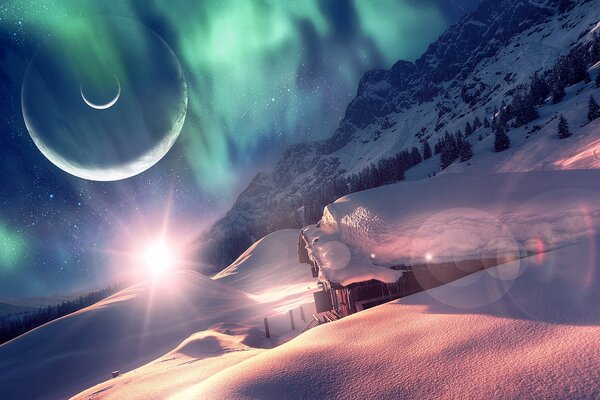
{"left": 0, "top": 0, "right": 480, "bottom": 297}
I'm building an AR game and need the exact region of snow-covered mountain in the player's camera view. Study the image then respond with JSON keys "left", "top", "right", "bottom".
{"left": 198, "top": 0, "right": 600, "bottom": 270}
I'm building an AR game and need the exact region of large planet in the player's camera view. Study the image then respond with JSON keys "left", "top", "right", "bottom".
{"left": 21, "top": 16, "right": 187, "bottom": 181}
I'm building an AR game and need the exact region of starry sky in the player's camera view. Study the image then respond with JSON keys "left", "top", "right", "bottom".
{"left": 0, "top": 0, "right": 479, "bottom": 297}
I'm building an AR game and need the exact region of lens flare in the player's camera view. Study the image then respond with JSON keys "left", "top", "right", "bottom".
{"left": 142, "top": 241, "right": 175, "bottom": 277}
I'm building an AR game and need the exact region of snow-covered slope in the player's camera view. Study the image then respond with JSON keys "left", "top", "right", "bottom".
{"left": 73, "top": 324, "right": 266, "bottom": 400}
{"left": 71, "top": 166, "right": 600, "bottom": 399}
{"left": 213, "top": 229, "right": 318, "bottom": 313}
{"left": 199, "top": 0, "right": 600, "bottom": 270}
{"left": 213, "top": 229, "right": 314, "bottom": 296}
{"left": 0, "top": 272, "right": 255, "bottom": 400}
{"left": 304, "top": 169, "right": 600, "bottom": 286}
{"left": 0, "top": 230, "right": 317, "bottom": 400}
{"left": 175, "top": 236, "right": 600, "bottom": 399}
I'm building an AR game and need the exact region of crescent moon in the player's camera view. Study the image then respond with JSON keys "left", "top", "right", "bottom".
{"left": 80, "top": 75, "right": 121, "bottom": 110}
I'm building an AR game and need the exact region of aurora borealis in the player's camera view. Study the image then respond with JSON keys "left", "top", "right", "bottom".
{"left": 0, "top": 0, "right": 478, "bottom": 297}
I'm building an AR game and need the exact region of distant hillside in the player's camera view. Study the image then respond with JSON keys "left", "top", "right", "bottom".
{"left": 0, "top": 302, "right": 35, "bottom": 318}
{"left": 0, "top": 285, "right": 121, "bottom": 345}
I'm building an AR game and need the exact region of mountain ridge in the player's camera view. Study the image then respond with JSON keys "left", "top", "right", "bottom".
{"left": 198, "top": 0, "right": 597, "bottom": 271}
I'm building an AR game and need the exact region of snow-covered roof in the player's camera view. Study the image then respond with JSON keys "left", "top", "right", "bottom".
{"left": 303, "top": 169, "right": 600, "bottom": 287}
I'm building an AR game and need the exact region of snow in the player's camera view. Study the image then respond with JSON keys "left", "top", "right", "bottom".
{"left": 74, "top": 324, "right": 265, "bottom": 400}
{"left": 0, "top": 230, "right": 316, "bottom": 400}
{"left": 441, "top": 80, "right": 600, "bottom": 177}
{"left": 304, "top": 169, "right": 600, "bottom": 286}
{"left": 2, "top": 2, "right": 600, "bottom": 399}
{"left": 68, "top": 168, "right": 600, "bottom": 399}
{"left": 213, "top": 229, "right": 317, "bottom": 307}
{"left": 175, "top": 236, "right": 600, "bottom": 399}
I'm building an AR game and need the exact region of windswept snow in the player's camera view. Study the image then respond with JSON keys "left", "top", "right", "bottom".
{"left": 74, "top": 324, "right": 266, "bottom": 400}
{"left": 304, "top": 169, "right": 600, "bottom": 286}
{"left": 0, "top": 272, "right": 255, "bottom": 400}
{"left": 176, "top": 237, "right": 600, "bottom": 400}
{"left": 213, "top": 229, "right": 317, "bottom": 309}
{"left": 0, "top": 230, "right": 316, "bottom": 400}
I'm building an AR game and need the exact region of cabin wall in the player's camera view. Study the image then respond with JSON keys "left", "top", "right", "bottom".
{"left": 299, "top": 227, "right": 523, "bottom": 318}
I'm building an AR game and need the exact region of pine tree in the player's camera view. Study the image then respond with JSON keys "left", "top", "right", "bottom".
{"left": 465, "top": 121, "right": 473, "bottom": 136}
{"left": 423, "top": 140, "right": 432, "bottom": 160}
{"left": 411, "top": 147, "right": 422, "bottom": 165}
{"left": 529, "top": 72, "right": 550, "bottom": 105}
{"left": 512, "top": 87, "right": 539, "bottom": 127}
{"left": 588, "top": 96, "right": 600, "bottom": 122}
{"left": 498, "top": 100, "right": 511, "bottom": 126}
{"left": 440, "top": 132, "right": 459, "bottom": 169}
{"left": 567, "top": 50, "right": 587, "bottom": 84}
{"left": 459, "top": 138, "right": 473, "bottom": 161}
{"left": 473, "top": 116, "right": 482, "bottom": 129}
{"left": 596, "top": 72, "right": 600, "bottom": 88}
{"left": 483, "top": 116, "right": 490, "bottom": 128}
{"left": 491, "top": 114, "right": 498, "bottom": 131}
{"left": 558, "top": 114, "right": 571, "bottom": 139}
{"left": 552, "top": 84, "right": 566, "bottom": 104}
{"left": 494, "top": 123, "right": 510, "bottom": 152}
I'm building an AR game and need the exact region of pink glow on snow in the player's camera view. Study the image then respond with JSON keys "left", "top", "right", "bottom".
{"left": 178, "top": 238, "right": 600, "bottom": 400}
{"left": 552, "top": 138, "right": 600, "bottom": 170}
{"left": 534, "top": 236, "right": 545, "bottom": 264}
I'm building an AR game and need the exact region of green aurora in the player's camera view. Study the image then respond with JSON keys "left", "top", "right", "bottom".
{"left": 2, "top": 0, "right": 452, "bottom": 196}
{"left": 0, "top": 221, "right": 27, "bottom": 272}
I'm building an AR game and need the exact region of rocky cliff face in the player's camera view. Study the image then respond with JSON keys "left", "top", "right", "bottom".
{"left": 199, "top": 0, "right": 597, "bottom": 271}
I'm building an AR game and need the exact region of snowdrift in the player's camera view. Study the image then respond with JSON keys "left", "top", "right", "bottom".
{"left": 304, "top": 169, "right": 600, "bottom": 286}
{"left": 178, "top": 237, "right": 600, "bottom": 399}
{"left": 66, "top": 229, "right": 316, "bottom": 400}
{"left": 213, "top": 229, "right": 316, "bottom": 298}
{"left": 0, "top": 271, "right": 258, "bottom": 400}
{"left": 74, "top": 324, "right": 266, "bottom": 400}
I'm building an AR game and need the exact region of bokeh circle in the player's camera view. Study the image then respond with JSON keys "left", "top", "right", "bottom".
{"left": 409, "top": 207, "right": 525, "bottom": 309}
{"left": 22, "top": 16, "right": 187, "bottom": 181}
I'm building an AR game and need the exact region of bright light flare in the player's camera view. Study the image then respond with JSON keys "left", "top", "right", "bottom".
{"left": 426, "top": 253, "right": 433, "bottom": 261}
{"left": 141, "top": 240, "right": 176, "bottom": 277}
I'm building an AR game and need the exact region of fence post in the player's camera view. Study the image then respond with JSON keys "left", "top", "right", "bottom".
{"left": 300, "top": 306, "right": 306, "bottom": 322}
{"left": 264, "top": 317, "right": 270, "bottom": 339}
{"left": 289, "top": 309, "right": 296, "bottom": 330}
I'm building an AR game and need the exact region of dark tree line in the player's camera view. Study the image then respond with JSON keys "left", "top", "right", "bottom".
{"left": 589, "top": 95, "right": 600, "bottom": 122}
{"left": 0, "top": 284, "right": 122, "bottom": 344}
{"left": 299, "top": 146, "right": 426, "bottom": 224}
{"left": 434, "top": 130, "right": 473, "bottom": 169}
{"left": 493, "top": 118, "right": 510, "bottom": 152}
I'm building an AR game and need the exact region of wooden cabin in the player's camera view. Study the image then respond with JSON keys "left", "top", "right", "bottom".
{"left": 298, "top": 230, "right": 521, "bottom": 318}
